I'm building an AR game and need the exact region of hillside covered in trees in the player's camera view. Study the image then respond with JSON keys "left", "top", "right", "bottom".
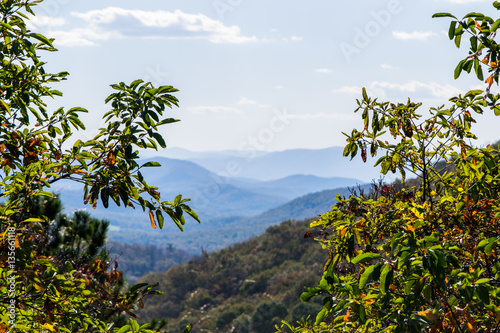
{"left": 136, "top": 219, "right": 325, "bottom": 332}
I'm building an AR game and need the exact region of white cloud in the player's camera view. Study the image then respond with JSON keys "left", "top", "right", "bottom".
{"left": 333, "top": 86, "right": 362, "bottom": 95}
{"left": 274, "top": 85, "right": 284, "bottom": 89}
{"left": 316, "top": 68, "right": 333, "bottom": 73}
{"left": 380, "top": 64, "right": 396, "bottom": 70}
{"left": 50, "top": 28, "right": 121, "bottom": 47}
{"left": 392, "top": 31, "right": 437, "bottom": 41}
{"left": 187, "top": 105, "right": 244, "bottom": 115}
{"left": 26, "top": 15, "right": 67, "bottom": 29}
{"left": 333, "top": 81, "right": 463, "bottom": 100}
{"left": 237, "top": 97, "right": 259, "bottom": 106}
{"left": 47, "top": 7, "right": 257, "bottom": 46}
{"left": 289, "top": 36, "right": 303, "bottom": 42}
{"left": 369, "top": 81, "right": 461, "bottom": 99}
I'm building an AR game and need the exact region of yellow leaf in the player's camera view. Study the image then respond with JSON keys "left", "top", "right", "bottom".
{"left": 149, "top": 210, "right": 157, "bottom": 229}
{"left": 42, "top": 323, "right": 56, "bottom": 332}
{"left": 34, "top": 283, "right": 44, "bottom": 292}
{"left": 418, "top": 310, "right": 436, "bottom": 322}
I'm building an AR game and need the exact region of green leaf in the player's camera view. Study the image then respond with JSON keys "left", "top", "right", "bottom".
{"left": 158, "top": 118, "right": 180, "bottom": 126}
{"left": 423, "top": 284, "right": 432, "bottom": 301}
{"left": 380, "top": 265, "right": 394, "bottom": 294}
{"left": 351, "top": 252, "right": 383, "bottom": 264}
{"left": 156, "top": 210, "right": 164, "bottom": 229}
{"left": 101, "top": 189, "right": 109, "bottom": 209}
{"left": 34, "top": 191, "right": 55, "bottom": 198}
{"left": 463, "top": 12, "right": 485, "bottom": 19}
{"left": 130, "top": 319, "right": 140, "bottom": 331}
{"left": 181, "top": 205, "right": 200, "bottom": 223}
{"left": 116, "top": 325, "right": 131, "bottom": 333}
{"left": 477, "top": 239, "right": 490, "bottom": 251}
{"left": 491, "top": 18, "right": 500, "bottom": 32}
{"left": 476, "top": 278, "right": 490, "bottom": 284}
{"left": 0, "top": 99, "right": 11, "bottom": 113}
{"left": 315, "top": 308, "right": 328, "bottom": 325}
{"left": 454, "top": 33, "right": 462, "bottom": 48}
{"left": 448, "top": 21, "right": 457, "bottom": 40}
{"left": 29, "top": 32, "right": 54, "bottom": 46}
{"left": 129, "top": 283, "right": 148, "bottom": 293}
{"left": 142, "top": 161, "right": 161, "bottom": 167}
{"left": 485, "top": 237, "right": 497, "bottom": 255}
{"left": 362, "top": 87, "right": 368, "bottom": 101}
{"left": 300, "top": 288, "right": 321, "bottom": 302}
{"left": 152, "top": 132, "right": 166, "bottom": 148}
{"left": 358, "top": 304, "right": 366, "bottom": 323}
{"left": 495, "top": 106, "right": 500, "bottom": 116}
{"left": 432, "top": 13, "right": 457, "bottom": 19}
{"left": 454, "top": 60, "right": 465, "bottom": 79}
{"left": 359, "top": 263, "right": 382, "bottom": 289}
{"left": 474, "top": 58, "right": 484, "bottom": 81}
{"left": 476, "top": 285, "right": 490, "bottom": 304}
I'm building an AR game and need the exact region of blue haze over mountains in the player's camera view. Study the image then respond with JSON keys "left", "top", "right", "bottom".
{"left": 52, "top": 146, "right": 380, "bottom": 253}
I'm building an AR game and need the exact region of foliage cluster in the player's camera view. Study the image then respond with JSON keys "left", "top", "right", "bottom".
{"left": 278, "top": 4, "right": 500, "bottom": 333}
{"left": 0, "top": 1, "right": 197, "bottom": 332}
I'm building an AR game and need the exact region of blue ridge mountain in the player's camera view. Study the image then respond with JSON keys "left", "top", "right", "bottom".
{"left": 49, "top": 153, "right": 368, "bottom": 252}
{"left": 162, "top": 146, "right": 382, "bottom": 182}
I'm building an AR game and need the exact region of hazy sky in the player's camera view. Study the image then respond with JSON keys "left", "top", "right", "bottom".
{"left": 30, "top": 0, "right": 500, "bottom": 153}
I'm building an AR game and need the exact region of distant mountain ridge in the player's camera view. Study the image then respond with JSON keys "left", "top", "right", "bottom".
{"left": 107, "top": 185, "right": 370, "bottom": 254}
{"left": 161, "top": 146, "right": 383, "bottom": 182}
{"left": 51, "top": 155, "right": 366, "bottom": 251}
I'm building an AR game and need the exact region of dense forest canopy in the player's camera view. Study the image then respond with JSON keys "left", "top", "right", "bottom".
{"left": 0, "top": 0, "right": 196, "bottom": 331}
{"left": 277, "top": 3, "right": 500, "bottom": 333}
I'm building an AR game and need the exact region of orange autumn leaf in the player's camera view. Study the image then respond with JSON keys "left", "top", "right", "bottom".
{"left": 482, "top": 54, "right": 490, "bottom": 64}
{"left": 73, "top": 169, "right": 87, "bottom": 174}
{"left": 149, "top": 210, "right": 157, "bottom": 229}
{"left": 486, "top": 74, "right": 495, "bottom": 92}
